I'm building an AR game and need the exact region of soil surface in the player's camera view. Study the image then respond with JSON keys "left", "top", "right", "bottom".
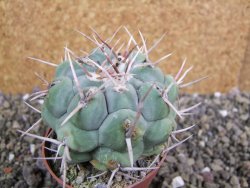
{"left": 0, "top": 90, "right": 249, "bottom": 188}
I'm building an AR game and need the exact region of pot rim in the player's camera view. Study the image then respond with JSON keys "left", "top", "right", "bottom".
{"left": 41, "top": 128, "right": 167, "bottom": 188}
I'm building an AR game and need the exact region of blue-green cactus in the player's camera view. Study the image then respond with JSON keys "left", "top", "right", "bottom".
{"left": 41, "top": 36, "right": 180, "bottom": 171}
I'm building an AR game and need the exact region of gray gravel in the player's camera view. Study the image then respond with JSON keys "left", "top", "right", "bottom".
{"left": 151, "top": 90, "right": 250, "bottom": 188}
{"left": 0, "top": 93, "right": 60, "bottom": 188}
{"left": 0, "top": 90, "right": 249, "bottom": 188}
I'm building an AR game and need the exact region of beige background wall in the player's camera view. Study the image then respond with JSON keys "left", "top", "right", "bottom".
{"left": 0, "top": 0, "right": 250, "bottom": 94}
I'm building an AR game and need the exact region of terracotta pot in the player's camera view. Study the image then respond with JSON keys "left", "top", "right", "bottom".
{"left": 42, "top": 129, "right": 166, "bottom": 188}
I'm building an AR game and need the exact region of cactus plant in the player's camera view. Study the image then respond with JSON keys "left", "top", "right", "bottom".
{"left": 21, "top": 27, "right": 204, "bottom": 187}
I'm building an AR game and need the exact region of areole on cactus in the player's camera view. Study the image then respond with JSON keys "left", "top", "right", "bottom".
{"left": 21, "top": 27, "right": 204, "bottom": 187}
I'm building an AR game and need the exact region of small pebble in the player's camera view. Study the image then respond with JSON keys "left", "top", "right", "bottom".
{"left": 3, "top": 167, "right": 12, "bottom": 174}
{"left": 201, "top": 167, "right": 211, "bottom": 173}
{"left": 8, "top": 153, "right": 15, "bottom": 162}
{"left": 38, "top": 99, "right": 44, "bottom": 104}
{"left": 94, "top": 183, "right": 107, "bottom": 188}
{"left": 219, "top": 110, "right": 228, "bottom": 117}
{"left": 177, "top": 153, "right": 187, "bottom": 163}
{"left": 187, "top": 158, "right": 195, "bottom": 166}
{"left": 240, "top": 113, "right": 249, "bottom": 121}
{"left": 75, "top": 176, "right": 83, "bottom": 184}
{"left": 3, "top": 101, "right": 10, "bottom": 108}
{"left": 22, "top": 94, "right": 30, "bottom": 101}
{"left": 12, "top": 121, "right": 21, "bottom": 129}
{"left": 232, "top": 107, "right": 238, "bottom": 112}
{"left": 172, "top": 176, "right": 185, "bottom": 188}
{"left": 230, "top": 175, "right": 240, "bottom": 186}
{"left": 199, "top": 141, "right": 205, "bottom": 147}
{"left": 30, "top": 144, "right": 36, "bottom": 155}
{"left": 214, "top": 92, "right": 221, "bottom": 98}
{"left": 167, "top": 155, "right": 177, "bottom": 163}
{"left": 241, "top": 177, "right": 248, "bottom": 187}
{"left": 211, "top": 163, "right": 223, "bottom": 171}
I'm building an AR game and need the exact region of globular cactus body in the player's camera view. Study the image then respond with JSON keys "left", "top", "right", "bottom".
{"left": 41, "top": 41, "right": 179, "bottom": 170}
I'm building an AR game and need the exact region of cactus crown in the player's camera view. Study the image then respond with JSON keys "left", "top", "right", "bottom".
{"left": 22, "top": 27, "right": 202, "bottom": 187}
